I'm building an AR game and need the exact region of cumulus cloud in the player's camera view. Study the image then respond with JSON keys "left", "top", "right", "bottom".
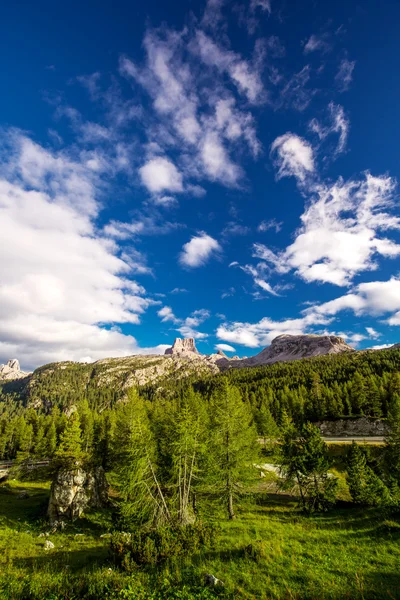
{"left": 0, "top": 131, "right": 164, "bottom": 369}
{"left": 139, "top": 157, "right": 183, "bottom": 193}
{"left": 308, "top": 278, "right": 400, "bottom": 322}
{"left": 254, "top": 173, "right": 400, "bottom": 286}
{"left": 179, "top": 232, "right": 222, "bottom": 268}
{"left": 216, "top": 310, "right": 330, "bottom": 348}
{"left": 270, "top": 133, "right": 315, "bottom": 182}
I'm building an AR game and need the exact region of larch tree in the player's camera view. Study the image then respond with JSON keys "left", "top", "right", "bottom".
{"left": 113, "top": 388, "right": 170, "bottom": 528}
{"left": 210, "top": 381, "right": 259, "bottom": 520}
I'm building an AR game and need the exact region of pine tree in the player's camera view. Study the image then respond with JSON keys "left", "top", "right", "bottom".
{"left": 255, "top": 401, "right": 279, "bottom": 451}
{"left": 54, "top": 412, "right": 85, "bottom": 469}
{"left": 210, "top": 381, "right": 259, "bottom": 520}
{"left": 279, "top": 422, "right": 338, "bottom": 512}
{"left": 347, "top": 442, "right": 389, "bottom": 506}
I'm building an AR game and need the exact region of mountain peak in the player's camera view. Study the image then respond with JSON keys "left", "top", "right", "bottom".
{"left": 164, "top": 338, "right": 199, "bottom": 356}
{"left": 245, "top": 334, "right": 353, "bottom": 366}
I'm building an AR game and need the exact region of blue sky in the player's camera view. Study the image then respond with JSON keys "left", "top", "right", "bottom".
{"left": 2, "top": 0, "right": 400, "bottom": 369}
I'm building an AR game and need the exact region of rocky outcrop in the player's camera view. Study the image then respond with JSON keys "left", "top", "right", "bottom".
{"left": 241, "top": 334, "right": 353, "bottom": 367}
{"left": 316, "top": 417, "right": 389, "bottom": 437}
{"left": 165, "top": 338, "right": 199, "bottom": 355}
{"left": 48, "top": 466, "right": 108, "bottom": 523}
{"left": 0, "top": 359, "right": 30, "bottom": 381}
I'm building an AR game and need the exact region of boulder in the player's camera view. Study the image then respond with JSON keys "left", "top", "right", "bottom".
{"left": 44, "top": 540, "right": 55, "bottom": 550}
{"left": 48, "top": 466, "right": 108, "bottom": 523}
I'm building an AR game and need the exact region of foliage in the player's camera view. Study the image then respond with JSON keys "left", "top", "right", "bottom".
{"left": 111, "top": 522, "right": 219, "bottom": 569}
{"left": 279, "top": 421, "right": 338, "bottom": 512}
{"left": 346, "top": 442, "right": 390, "bottom": 506}
{"left": 208, "top": 381, "right": 259, "bottom": 519}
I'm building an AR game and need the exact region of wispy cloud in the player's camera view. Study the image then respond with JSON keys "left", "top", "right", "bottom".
{"left": 335, "top": 58, "right": 356, "bottom": 92}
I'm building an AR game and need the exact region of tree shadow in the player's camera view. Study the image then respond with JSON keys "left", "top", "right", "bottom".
{"left": 14, "top": 546, "right": 110, "bottom": 573}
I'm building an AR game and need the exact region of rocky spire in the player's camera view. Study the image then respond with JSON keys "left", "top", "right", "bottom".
{"left": 164, "top": 338, "right": 199, "bottom": 355}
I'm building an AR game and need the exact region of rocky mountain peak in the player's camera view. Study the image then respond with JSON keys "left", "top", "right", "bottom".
{"left": 7, "top": 359, "right": 20, "bottom": 371}
{"left": 164, "top": 338, "right": 199, "bottom": 356}
{"left": 0, "top": 358, "right": 30, "bottom": 381}
{"left": 244, "top": 334, "right": 353, "bottom": 367}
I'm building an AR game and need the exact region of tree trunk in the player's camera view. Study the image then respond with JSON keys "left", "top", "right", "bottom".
{"left": 228, "top": 492, "right": 235, "bottom": 520}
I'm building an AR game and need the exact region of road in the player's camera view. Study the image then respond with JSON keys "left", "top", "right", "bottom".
{"left": 258, "top": 436, "right": 385, "bottom": 445}
{"left": 323, "top": 436, "right": 385, "bottom": 444}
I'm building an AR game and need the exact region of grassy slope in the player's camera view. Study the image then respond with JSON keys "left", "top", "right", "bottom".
{"left": 0, "top": 480, "right": 400, "bottom": 600}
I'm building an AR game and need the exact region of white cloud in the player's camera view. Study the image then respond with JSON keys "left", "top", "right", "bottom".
{"left": 335, "top": 58, "right": 355, "bottom": 92}
{"left": 270, "top": 133, "right": 314, "bottom": 182}
{"left": 258, "top": 219, "right": 282, "bottom": 233}
{"left": 201, "top": 132, "right": 242, "bottom": 186}
{"left": 179, "top": 232, "right": 222, "bottom": 268}
{"left": 309, "top": 102, "right": 349, "bottom": 156}
{"left": 158, "top": 306, "right": 179, "bottom": 323}
{"left": 305, "top": 278, "right": 400, "bottom": 326}
{"left": 366, "top": 327, "right": 380, "bottom": 339}
{"left": 216, "top": 310, "right": 330, "bottom": 348}
{"left": 250, "top": 0, "right": 271, "bottom": 13}
{"left": 139, "top": 157, "right": 183, "bottom": 193}
{"left": 0, "top": 131, "right": 163, "bottom": 370}
{"left": 255, "top": 173, "right": 400, "bottom": 286}
{"left": 215, "top": 343, "right": 236, "bottom": 352}
{"left": 303, "top": 34, "right": 331, "bottom": 55}
{"left": 157, "top": 306, "right": 210, "bottom": 339}
{"left": 195, "top": 31, "right": 265, "bottom": 104}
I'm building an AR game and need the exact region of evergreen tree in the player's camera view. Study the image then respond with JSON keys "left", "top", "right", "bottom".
{"left": 346, "top": 442, "right": 389, "bottom": 506}
{"left": 255, "top": 401, "right": 279, "bottom": 451}
{"left": 54, "top": 412, "right": 85, "bottom": 469}
{"left": 279, "top": 422, "right": 338, "bottom": 512}
{"left": 210, "top": 381, "right": 259, "bottom": 520}
{"left": 113, "top": 389, "right": 170, "bottom": 527}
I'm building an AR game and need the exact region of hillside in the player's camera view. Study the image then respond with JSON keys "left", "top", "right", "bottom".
{"left": 1, "top": 337, "right": 400, "bottom": 421}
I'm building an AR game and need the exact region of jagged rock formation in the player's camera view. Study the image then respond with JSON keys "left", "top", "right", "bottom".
{"left": 0, "top": 358, "right": 30, "bottom": 381}
{"left": 48, "top": 466, "right": 108, "bottom": 523}
{"left": 165, "top": 338, "right": 199, "bottom": 355}
{"left": 240, "top": 334, "right": 353, "bottom": 367}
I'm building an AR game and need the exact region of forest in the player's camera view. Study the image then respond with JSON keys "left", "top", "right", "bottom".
{"left": 1, "top": 350, "right": 400, "bottom": 598}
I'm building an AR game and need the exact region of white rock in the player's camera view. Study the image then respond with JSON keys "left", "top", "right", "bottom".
{"left": 165, "top": 338, "right": 199, "bottom": 355}
{"left": 44, "top": 540, "right": 55, "bottom": 550}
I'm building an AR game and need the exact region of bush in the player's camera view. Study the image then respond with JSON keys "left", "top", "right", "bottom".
{"left": 111, "top": 522, "right": 219, "bottom": 569}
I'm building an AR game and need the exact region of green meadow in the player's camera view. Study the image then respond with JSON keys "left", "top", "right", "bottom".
{"left": 1, "top": 478, "right": 399, "bottom": 600}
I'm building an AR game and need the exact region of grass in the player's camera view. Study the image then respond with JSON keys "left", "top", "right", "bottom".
{"left": 0, "top": 479, "right": 400, "bottom": 599}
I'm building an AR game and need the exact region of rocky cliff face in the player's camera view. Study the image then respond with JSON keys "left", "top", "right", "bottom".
{"left": 165, "top": 338, "right": 199, "bottom": 355}
{"left": 240, "top": 334, "right": 353, "bottom": 367}
{"left": 0, "top": 359, "right": 30, "bottom": 381}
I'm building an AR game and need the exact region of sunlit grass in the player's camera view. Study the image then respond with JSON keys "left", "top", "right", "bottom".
{"left": 0, "top": 479, "right": 399, "bottom": 599}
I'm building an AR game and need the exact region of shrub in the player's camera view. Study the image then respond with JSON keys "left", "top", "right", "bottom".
{"left": 111, "top": 522, "right": 219, "bottom": 569}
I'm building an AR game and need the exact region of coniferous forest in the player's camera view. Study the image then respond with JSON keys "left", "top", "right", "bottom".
{"left": 1, "top": 349, "right": 400, "bottom": 599}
